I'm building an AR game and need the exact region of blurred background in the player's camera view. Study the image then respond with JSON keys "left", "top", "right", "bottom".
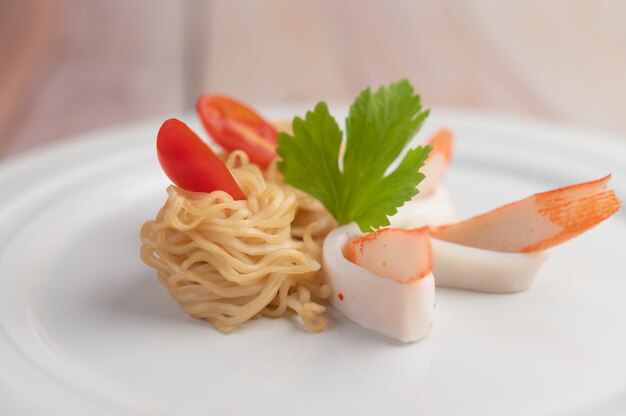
{"left": 1, "top": 0, "right": 626, "bottom": 159}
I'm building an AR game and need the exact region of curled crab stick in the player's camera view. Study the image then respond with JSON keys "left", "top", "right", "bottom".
{"left": 432, "top": 175, "right": 621, "bottom": 252}
{"left": 391, "top": 187, "right": 455, "bottom": 228}
{"left": 323, "top": 224, "right": 435, "bottom": 343}
{"left": 391, "top": 129, "right": 455, "bottom": 228}
{"left": 349, "top": 227, "right": 433, "bottom": 283}
{"left": 196, "top": 95, "right": 278, "bottom": 168}
{"left": 157, "top": 118, "right": 245, "bottom": 199}
{"left": 430, "top": 241, "right": 549, "bottom": 293}
{"left": 418, "top": 129, "right": 453, "bottom": 198}
{"left": 430, "top": 176, "right": 622, "bottom": 293}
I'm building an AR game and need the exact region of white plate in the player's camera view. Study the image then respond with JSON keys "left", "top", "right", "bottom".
{"left": 1, "top": 107, "right": 625, "bottom": 416}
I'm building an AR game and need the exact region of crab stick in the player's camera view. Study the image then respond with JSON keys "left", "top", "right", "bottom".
{"left": 418, "top": 129, "right": 453, "bottom": 198}
{"left": 323, "top": 225, "right": 435, "bottom": 343}
{"left": 391, "top": 129, "right": 456, "bottom": 228}
{"left": 430, "top": 176, "right": 622, "bottom": 292}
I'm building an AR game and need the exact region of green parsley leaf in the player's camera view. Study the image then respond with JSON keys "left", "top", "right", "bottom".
{"left": 276, "top": 79, "right": 431, "bottom": 232}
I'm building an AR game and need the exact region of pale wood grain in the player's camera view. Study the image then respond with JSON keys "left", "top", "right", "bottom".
{"left": 1, "top": 0, "right": 187, "bottom": 158}
{"left": 201, "top": 0, "right": 626, "bottom": 129}
{"left": 1, "top": 0, "right": 625, "bottom": 160}
{"left": 203, "top": 0, "right": 354, "bottom": 105}
{"left": 0, "top": 0, "right": 61, "bottom": 148}
{"left": 461, "top": 0, "right": 626, "bottom": 130}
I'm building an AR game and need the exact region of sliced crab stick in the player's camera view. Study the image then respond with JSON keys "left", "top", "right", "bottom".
{"left": 390, "top": 129, "right": 455, "bottom": 228}
{"left": 323, "top": 224, "right": 435, "bottom": 343}
{"left": 418, "top": 129, "right": 453, "bottom": 198}
{"left": 431, "top": 240, "right": 549, "bottom": 293}
{"left": 391, "top": 187, "right": 455, "bottom": 228}
{"left": 433, "top": 175, "right": 621, "bottom": 252}
{"left": 430, "top": 176, "right": 622, "bottom": 293}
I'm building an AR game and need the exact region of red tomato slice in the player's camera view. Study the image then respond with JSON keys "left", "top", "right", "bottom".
{"left": 196, "top": 95, "right": 278, "bottom": 168}
{"left": 157, "top": 118, "right": 245, "bottom": 199}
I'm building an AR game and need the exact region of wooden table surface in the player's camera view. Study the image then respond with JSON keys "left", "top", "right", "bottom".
{"left": 1, "top": 0, "right": 626, "bottom": 160}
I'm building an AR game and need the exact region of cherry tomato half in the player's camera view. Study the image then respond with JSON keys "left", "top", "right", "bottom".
{"left": 196, "top": 95, "right": 278, "bottom": 168}
{"left": 157, "top": 118, "right": 245, "bottom": 199}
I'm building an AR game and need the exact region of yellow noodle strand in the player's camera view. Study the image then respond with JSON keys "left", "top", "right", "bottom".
{"left": 140, "top": 151, "right": 329, "bottom": 333}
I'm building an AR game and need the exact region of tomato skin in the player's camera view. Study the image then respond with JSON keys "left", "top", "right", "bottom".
{"left": 196, "top": 95, "right": 278, "bottom": 168}
{"left": 157, "top": 118, "right": 245, "bottom": 200}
